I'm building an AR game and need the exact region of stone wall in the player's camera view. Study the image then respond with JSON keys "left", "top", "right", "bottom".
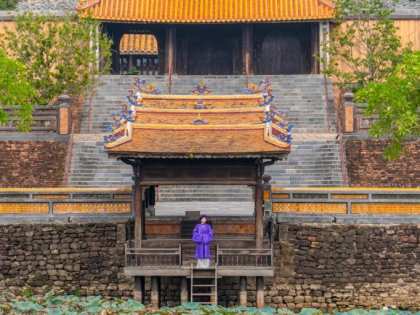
{"left": 0, "top": 222, "right": 133, "bottom": 298}
{"left": 346, "top": 139, "right": 420, "bottom": 187}
{"left": 1, "top": 221, "right": 420, "bottom": 311}
{"left": 268, "top": 223, "right": 420, "bottom": 311}
{"left": 0, "top": 141, "right": 68, "bottom": 188}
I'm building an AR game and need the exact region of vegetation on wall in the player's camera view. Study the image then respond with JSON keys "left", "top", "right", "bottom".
{"left": 355, "top": 51, "right": 420, "bottom": 161}
{"left": 318, "top": 0, "right": 412, "bottom": 91}
{"left": 0, "top": 50, "right": 35, "bottom": 131}
{"left": 1, "top": 11, "right": 112, "bottom": 106}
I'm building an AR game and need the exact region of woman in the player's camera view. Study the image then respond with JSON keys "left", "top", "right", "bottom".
{"left": 192, "top": 214, "right": 213, "bottom": 268}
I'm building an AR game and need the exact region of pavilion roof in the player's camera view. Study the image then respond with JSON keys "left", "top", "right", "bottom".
{"left": 120, "top": 34, "right": 158, "bottom": 55}
{"left": 104, "top": 78, "right": 292, "bottom": 159}
{"left": 78, "top": 0, "right": 335, "bottom": 23}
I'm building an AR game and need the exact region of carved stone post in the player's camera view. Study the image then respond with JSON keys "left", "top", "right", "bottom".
{"left": 239, "top": 276, "right": 247, "bottom": 306}
{"left": 180, "top": 277, "right": 188, "bottom": 303}
{"left": 256, "top": 276, "right": 264, "bottom": 309}
{"left": 58, "top": 94, "right": 71, "bottom": 135}
{"left": 343, "top": 92, "right": 356, "bottom": 133}
{"left": 151, "top": 276, "right": 160, "bottom": 308}
{"left": 133, "top": 276, "right": 144, "bottom": 302}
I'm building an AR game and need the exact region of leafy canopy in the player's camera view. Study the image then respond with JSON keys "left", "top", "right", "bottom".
{"left": 356, "top": 51, "right": 420, "bottom": 161}
{"left": 0, "top": 0, "right": 18, "bottom": 10}
{"left": 1, "top": 11, "right": 112, "bottom": 105}
{"left": 318, "top": 0, "right": 412, "bottom": 91}
{"left": 0, "top": 49, "right": 36, "bottom": 131}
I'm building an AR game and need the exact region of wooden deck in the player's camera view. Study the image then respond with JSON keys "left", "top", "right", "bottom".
{"left": 124, "top": 238, "right": 274, "bottom": 277}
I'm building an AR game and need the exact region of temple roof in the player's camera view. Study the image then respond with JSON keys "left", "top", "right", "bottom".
{"left": 78, "top": 0, "right": 335, "bottom": 23}
{"left": 104, "top": 78, "right": 292, "bottom": 159}
{"left": 120, "top": 34, "right": 158, "bottom": 55}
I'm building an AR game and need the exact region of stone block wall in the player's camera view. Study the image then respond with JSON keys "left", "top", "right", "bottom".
{"left": 346, "top": 140, "right": 420, "bottom": 187}
{"left": 268, "top": 223, "right": 420, "bottom": 311}
{"left": 0, "top": 141, "right": 68, "bottom": 188}
{"left": 1, "top": 221, "right": 420, "bottom": 311}
{"left": 0, "top": 223, "right": 133, "bottom": 298}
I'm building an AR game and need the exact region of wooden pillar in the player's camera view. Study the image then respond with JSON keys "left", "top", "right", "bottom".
{"left": 151, "top": 276, "right": 160, "bottom": 308}
{"left": 165, "top": 26, "right": 177, "bottom": 75}
{"left": 180, "top": 277, "right": 188, "bottom": 303}
{"left": 133, "top": 276, "right": 144, "bottom": 302}
{"left": 310, "top": 23, "right": 320, "bottom": 74}
{"left": 255, "top": 163, "right": 264, "bottom": 249}
{"left": 256, "top": 276, "right": 264, "bottom": 309}
{"left": 242, "top": 24, "right": 254, "bottom": 77}
{"left": 128, "top": 55, "right": 133, "bottom": 70}
{"left": 239, "top": 276, "right": 247, "bottom": 306}
{"left": 132, "top": 162, "right": 143, "bottom": 248}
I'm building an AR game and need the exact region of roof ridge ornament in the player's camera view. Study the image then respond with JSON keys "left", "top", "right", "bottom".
{"left": 191, "top": 80, "right": 212, "bottom": 95}
{"left": 127, "top": 77, "right": 162, "bottom": 107}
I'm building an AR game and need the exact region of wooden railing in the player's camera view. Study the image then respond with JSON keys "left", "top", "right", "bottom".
{"left": 125, "top": 244, "right": 182, "bottom": 268}
{"left": 216, "top": 244, "right": 273, "bottom": 267}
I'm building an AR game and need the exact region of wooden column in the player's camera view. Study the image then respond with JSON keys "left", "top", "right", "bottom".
{"left": 132, "top": 162, "right": 144, "bottom": 248}
{"left": 310, "top": 23, "right": 320, "bottom": 74}
{"left": 256, "top": 276, "right": 264, "bottom": 309}
{"left": 133, "top": 276, "right": 144, "bottom": 302}
{"left": 255, "top": 163, "right": 264, "bottom": 249}
{"left": 242, "top": 25, "right": 254, "bottom": 77}
{"left": 128, "top": 55, "right": 133, "bottom": 70}
{"left": 165, "top": 26, "right": 177, "bottom": 75}
{"left": 239, "top": 276, "right": 247, "bottom": 306}
{"left": 180, "top": 277, "right": 188, "bottom": 303}
{"left": 151, "top": 276, "right": 160, "bottom": 308}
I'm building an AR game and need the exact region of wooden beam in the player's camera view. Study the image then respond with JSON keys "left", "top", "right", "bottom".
{"left": 139, "top": 180, "right": 257, "bottom": 186}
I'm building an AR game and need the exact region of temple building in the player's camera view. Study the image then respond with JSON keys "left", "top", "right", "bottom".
{"left": 78, "top": 0, "right": 335, "bottom": 75}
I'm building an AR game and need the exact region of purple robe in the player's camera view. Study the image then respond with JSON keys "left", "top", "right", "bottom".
{"left": 192, "top": 223, "right": 213, "bottom": 259}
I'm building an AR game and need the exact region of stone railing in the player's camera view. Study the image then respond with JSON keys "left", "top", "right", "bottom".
{"left": 0, "top": 188, "right": 132, "bottom": 218}
{"left": 0, "top": 95, "right": 71, "bottom": 134}
{"left": 271, "top": 187, "right": 420, "bottom": 216}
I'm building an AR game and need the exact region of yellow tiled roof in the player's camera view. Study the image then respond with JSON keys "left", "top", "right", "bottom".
{"left": 120, "top": 34, "right": 158, "bottom": 55}
{"left": 79, "top": 0, "right": 335, "bottom": 23}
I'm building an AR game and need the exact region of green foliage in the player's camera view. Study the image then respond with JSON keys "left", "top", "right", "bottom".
{"left": 0, "top": 49, "right": 35, "bottom": 131}
{"left": 317, "top": 0, "right": 412, "bottom": 91}
{"left": 126, "top": 66, "right": 140, "bottom": 75}
{"left": 1, "top": 291, "right": 420, "bottom": 315}
{"left": 0, "top": 0, "right": 18, "bottom": 10}
{"left": 355, "top": 51, "right": 420, "bottom": 161}
{"left": 1, "top": 11, "right": 112, "bottom": 105}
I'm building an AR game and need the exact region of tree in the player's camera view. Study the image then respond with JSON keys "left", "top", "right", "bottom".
{"left": 0, "top": 0, "right": 18, "bottom": 10}
{"left": 355, "top": 51, "right": 420, "bottom": 161}
{"left": 318, "top": 0, "right": 412, "bottom": 91}
{"left": 0, "top": 49, "right": 36, "bottom": 131}
{"left": 1, "top": 11, "right": 112, "bottom": 105}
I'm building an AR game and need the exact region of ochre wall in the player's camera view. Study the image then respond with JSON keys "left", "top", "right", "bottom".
{"left": 346, "top": 140, "right": 420, "bottom": 188}
{"left": 0, "top": 141, "right": 68, "bottom": 188}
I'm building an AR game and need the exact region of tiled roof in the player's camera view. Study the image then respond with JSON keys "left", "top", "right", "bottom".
{"left": 104, "top": 78, "right": 292, "bottom": 158}
{"left": 78, "top": 0, "right": 335, "bottom": 23}
{"left": 106, "top": 125, "right": 289, "bottom": 157}
{"left": 120, "top": 34, "right": 158, "bottom": 55}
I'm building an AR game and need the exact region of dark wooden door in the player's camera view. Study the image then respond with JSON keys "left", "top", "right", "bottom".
{"left": 261, "top": 30, "right": 302, "bottom": 75}
{"left": 186, "top": 31, "right": 233, "bottom": 75}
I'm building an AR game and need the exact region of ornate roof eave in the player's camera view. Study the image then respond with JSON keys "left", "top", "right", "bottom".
{"left": 108, "top": 152, "right": 289, "bottom": 160}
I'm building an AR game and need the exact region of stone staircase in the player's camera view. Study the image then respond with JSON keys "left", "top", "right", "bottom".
{"left": 81, "top": 74, "right": 335, "bottom": 134}
{"left": 69, "top": 74, "right": 345, "bottom": 194}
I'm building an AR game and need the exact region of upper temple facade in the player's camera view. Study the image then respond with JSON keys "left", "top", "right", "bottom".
{"left": 75, "top": 0, "right": 336, "bottom": 75}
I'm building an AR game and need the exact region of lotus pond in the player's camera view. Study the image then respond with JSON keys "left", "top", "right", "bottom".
{"left": 1, "top": 291, "right": 419, "bottom": 315}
